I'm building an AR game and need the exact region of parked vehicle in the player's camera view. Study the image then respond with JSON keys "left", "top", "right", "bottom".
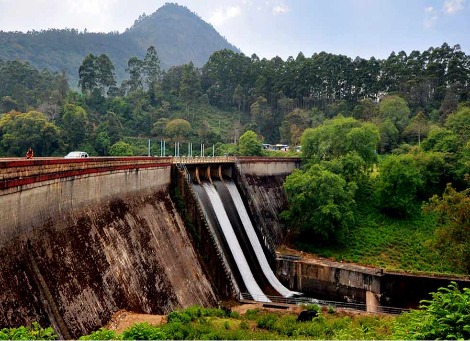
{"left": 64, "top": 151, "right": 89, "bottom": 158}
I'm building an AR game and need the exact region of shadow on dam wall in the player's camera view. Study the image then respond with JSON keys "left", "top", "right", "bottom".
{"left": 0, "top": 168, "right": 217, "bottom": 339}
{"left": 3, "top": 156, "right": 469, "bottom": 338}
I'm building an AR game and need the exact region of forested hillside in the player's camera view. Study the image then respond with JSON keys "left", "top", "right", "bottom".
{"left": 0, "top": 40, "right": 468, "bottom": 274}
{"left": 0, "top": 3, "right": 239, "bottom": 88}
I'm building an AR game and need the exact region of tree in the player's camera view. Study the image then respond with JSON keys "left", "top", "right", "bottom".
{"left": 94, "top": 131, "right": 111, "bottom": 156}
{"left": 376, "top": 154, "right": 424, "bottom": 217}
{"left": 180, "top": 62, "right": 201, "bottom": 103}
{"left": 283, "top": 164, "right": 357, "bottom": 244}
{"left": 378, "top": 95, "right": 411, "bottom": 133}
{"left": 250, "top": 96, "right": 273, "bottom": 138}
{"left": 352, "top": 98, "right": 379, "bottom": 122}
{"left": 279, "top": 108, "right": 311, "bottom": 146}
{"left": 345, "top": 123, "right": 380, "bottom": 166}
{"left": 61, "top": 103, "right": 88, "bottom": 150}
{"left": 109, "top": 141, "right": 134, "bottom": 156}
{"left": 164, "top": 119, "right": 192, "bottom": 143}
{"left": 151, "top": 118, "right": 169, "bottom": 138}
{"left": 0, "top": 111, "right": 60, "bottom": 156}
{"left": 421, "top": 127, "right": 459, "bottom": 153}
{"left": 378, "top": 119, "right": 399, "bottom": 153}
{"left": 301, "top": 116, "right": 378, "bottom": 167}
{"left": 78, "top": 54, "right": 98, "bottom": 93}
{"left": 96, "top": 112, "right": 123, "bottom": 145}
{"left": 425, "top": 184, "right": 470, "bottom": 273}
{"left": 1, "top": 96, "right": 19, "bottom": 113}
{"left": 402, "top": 111, "right": 430, "bottom": 146}
{"left": 232, "top": 84, "right": 245, "bottom": 111}
{"left": 143, "top": 46, "right": 161, "bottom": 90}
{"left": 238, "top": 130, "right": 263, "bottom": 156}
{"left": 96, "top": 54, "right": 117, "bottom": 95}
{"left": 125, "top": 56, "right": 144, "bottom": 93}
{"left": 78, "top": 53, "right": 116, "bottom": 96}
{"left": 444, "top": 105, "right": 469, "bottom": 142}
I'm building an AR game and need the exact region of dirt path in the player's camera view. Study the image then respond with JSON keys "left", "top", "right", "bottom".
{"left": 105, "top": 310, "right": 167, "bottom": 334}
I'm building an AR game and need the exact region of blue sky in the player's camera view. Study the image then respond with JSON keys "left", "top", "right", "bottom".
{"left": 0, "top": 0, "right": 468, "bottom": 60}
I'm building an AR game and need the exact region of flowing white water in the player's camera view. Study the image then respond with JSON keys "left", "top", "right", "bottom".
{"left": 225, "top": 181, "right": 301, "bottom": 298}
{"left": 202, "top": 182, "right": 270, "bottom": 302}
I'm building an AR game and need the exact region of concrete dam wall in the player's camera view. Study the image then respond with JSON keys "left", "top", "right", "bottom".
{"left": 236, "top": 157, "right": 300, "bottom": 247}
{"left": 0, "top": 158, "right": 217, "bottom": 339}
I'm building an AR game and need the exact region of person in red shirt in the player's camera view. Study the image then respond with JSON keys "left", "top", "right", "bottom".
{"left": 26, "top": 147, "right": 34, "bottom": 159}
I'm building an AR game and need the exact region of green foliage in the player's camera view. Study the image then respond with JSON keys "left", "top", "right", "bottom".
{"left": 393, "top": 282, "right": 470, "bottom": 340}
{"left": 378, "top": 95, "right": 410, "bottom": 133}
{"left": 421, "top": 127, "right": 459, "bottom": 153}
{"left": 283, "top": 164, "right": 357, "bottom": 244}
{"left": 294, "top": 206, "right": 460, "bottom": 275}
{"left": 77, "top": 304, "right": 403, "bottom": 340}
{"left": 444, "top": 105, "right": 470, "bottom": 141}
{"left": 0, "top": 110, "right": 61, "bottom": 156}
{"left": 301, "top": 116, "right": 379, "bottom": 167}
{"left": 214, "top": 142, "right": 237, "bottom": 156}
{"left": 238, "top": 130, "right": 263, "bottom": 156}
{"left": 79, "top": 327, "right": 117, "bottom": 340}
{"left": 163, "top": 118, "right": 192, "bottom": 143}
{"left": 0, "top": 322, "right": 56, "bottom": 340}
{"left": 108, "top": 141, "right": 134, "bottom": 156}
{"left": 120, "top": 322, "right": 166, "bottom": 340}
{"left": 375, "top": 154, "right": 424, "bottom": 217}
{"left": 167, "top": 306, "right": 226, "bottom": 324}
{"left": 61, "top": 103, "right": 88, "bottom": 150}
{"left": 424, "top": 184, "right": 470, "bottom": 273}
{"left": 0, "top": 60, "right": 67, "bottom": 113}
{"left": 78, "top": 53, "right": 116, "bottom": 95}
{"left": 378, "top": 119, "right": 400, "bottom": 153}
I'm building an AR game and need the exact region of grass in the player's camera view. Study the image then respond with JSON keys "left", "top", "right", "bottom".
{"left": 293, "top": 205, "right": 465, "bottom": 276}
{"left": 79, "top": 306, "right": 398, "bottom": 340}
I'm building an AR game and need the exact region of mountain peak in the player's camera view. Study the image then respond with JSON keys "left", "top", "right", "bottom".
{"left": 126, "top": 3, "right": 240, "bottom": 68}
{"left": 0, "top": 3, "right": 240, "bottom": 87}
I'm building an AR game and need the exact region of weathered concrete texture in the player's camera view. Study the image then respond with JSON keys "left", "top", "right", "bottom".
{"left": 174, "top": 168, "right": 237, "bottom": 300}
{"left": 237, "top": 157, "right": 300, "bottom": 176}
{"left": 237, "top": 174, "right": 290, "bottom": 246}
{"left": 276, "top": 257, "right": 381, "bottom": 304}
{"left": 276, "top": 254, "right": 470, "bottom": 309}
{"left": 0, "top": 167, "right": 172, "bottom": 247}
{"left": 0, "top": 182, "right": 216, "bottom": 339}
{"left": 235, "top": 158, "right": 300, "bottom": 248}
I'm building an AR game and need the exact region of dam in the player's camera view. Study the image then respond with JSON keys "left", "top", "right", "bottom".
{"left": 0, "top": 156, "right": 299, "bottom": 338}
{"left": 1, "top": 156, "right": 468, "bottom": 338}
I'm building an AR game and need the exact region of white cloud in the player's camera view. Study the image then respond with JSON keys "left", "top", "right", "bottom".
{"left": 209, "top": 6, "right": 241, "bottom": 26}
{"left": 443, "top": 0, "right": 466, "bottom": 14}
{"left": 423, "top": 6, "right": 438, "bottom": 28}
{"left": 272, "top": 4, "right": 289, "bottom": 14}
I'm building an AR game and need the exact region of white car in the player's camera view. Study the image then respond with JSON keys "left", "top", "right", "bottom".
{"left": 64, "top": 151, "right": 89, "bottom": 158}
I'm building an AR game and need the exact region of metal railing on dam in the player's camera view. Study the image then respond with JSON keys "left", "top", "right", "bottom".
{"left": 239, "top": 293, "right": 408, "bottom": 315}
{"left": 0, "top": 155, "right": 301, "bottom": 190}
{"left": 173, "top": 156, "right": 236, "bottom": 164}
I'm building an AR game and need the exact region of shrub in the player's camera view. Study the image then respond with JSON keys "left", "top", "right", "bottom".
{"left": 393, "top": 282, "right": 470, "bottom": 340}
{"left": 79, "top": 327, "right": 117, "bottom": 340}
{"left": 256, "top": 313, "right": 278, "bottom": 330}
{"left": 120, "top": 322, "right": 166, "bottom": 340}
{"left": 0, "top": 322, "right": 56, "bottom": 340}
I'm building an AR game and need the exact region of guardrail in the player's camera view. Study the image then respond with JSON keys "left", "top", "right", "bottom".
{"left": 173, "top": 156, "right": 236, "bottom": 164}
{"left": 239, "top": 292, "right": 407, "bottom": 315}
{"left": 277, "top": 254, "right": 302, "bottom": 261}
